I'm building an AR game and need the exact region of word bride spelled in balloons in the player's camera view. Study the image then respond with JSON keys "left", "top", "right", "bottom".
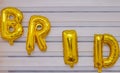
{"left": 0, "top": 7, "right": 120, "bottom": 73}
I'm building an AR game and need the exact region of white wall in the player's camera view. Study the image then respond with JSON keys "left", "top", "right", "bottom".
{"left": 0, "top": 0, "right": 120, "bottom": 73}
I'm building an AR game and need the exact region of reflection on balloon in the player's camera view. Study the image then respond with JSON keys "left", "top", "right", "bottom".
{"left": 0, "top": 7, "right": 119, "bottom": 72}
{"left": 26, "top": 15, "right": 51, "bottom": 55}
{"left": 1, "top": 7, "right": 24, "bottom": 45}
{"left": 62, "top": 30, "right": 78, "bottom": 68}
{"left": 94, "top": 34, "right": 119, "bottom": 73}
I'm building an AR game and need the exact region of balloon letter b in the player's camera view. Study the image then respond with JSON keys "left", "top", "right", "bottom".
{"left": 1, "top": 7, "right": 24, "bottom": 45}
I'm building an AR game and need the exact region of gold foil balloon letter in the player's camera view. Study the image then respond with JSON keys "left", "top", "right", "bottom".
{"left": 62, "top": 30, "right": 78, "bottom": 68}
{"left": 94, "top": 34, "right": 119, "bottom": 73}
{"left": 1, "top": 7, "right": 24, "bottom": 45}
{"left": 26, "top": 15, "right": 51, "bottom": 55}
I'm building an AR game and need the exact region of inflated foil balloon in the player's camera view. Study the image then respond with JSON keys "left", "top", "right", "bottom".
{"left": 1, "top": 7, "right": 24, "bottom": 45}
{"left": 62, "top": 30, "right": 78, "bottom": 68}
{"left": 94, "top": 34, "right": 119, "bottom": 73}
{"left": 0, "top": 16, "right": 1, "bottom": 32}
{"left": 26, "top": 15, "right": 51, "bottom": 55}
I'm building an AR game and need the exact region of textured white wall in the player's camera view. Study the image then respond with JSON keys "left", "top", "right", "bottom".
{"left": 0, "top": 0, "right": 120, "bottom": 73}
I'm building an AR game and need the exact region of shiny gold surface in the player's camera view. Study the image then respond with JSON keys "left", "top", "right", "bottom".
{"left": 26, "top": 15, "right": 51, "bottom": 55}
{"left": 62, "top": 30, "right": 78, "bottom": 68}
{"left": 94, "top": 34, "right": 119, "bottom": 73}
{"left": 1, "top": 7, "right": 24, "bottom": 45}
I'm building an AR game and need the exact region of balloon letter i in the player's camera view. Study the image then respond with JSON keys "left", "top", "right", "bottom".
{"left": 26, "top": 15, "right": 51, "bottom": 55}
{"left": 94, "top": 34, "right": 119, "bottom": 73}
{"left": 62, "top": 30, "right": 78, "bottom": 68}
{"left": 1, "top": 7, "right": 24, "bottom": 45}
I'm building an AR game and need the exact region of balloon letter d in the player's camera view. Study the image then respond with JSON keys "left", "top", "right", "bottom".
{"left": 94, "top": 34, "right": 119, "bottom": 73}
